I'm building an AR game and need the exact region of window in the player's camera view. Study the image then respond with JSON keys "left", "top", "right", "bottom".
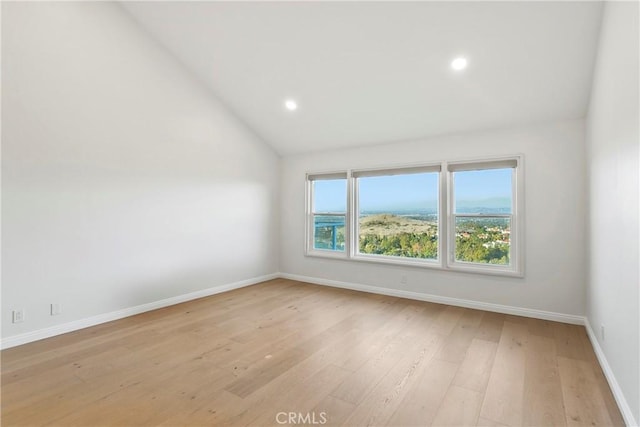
{"left": 354, "top": 167, "right": 440, "bottom": 263}
{"left": 306, "top": 173, "right": 347, "bottom": 254}
{"left": 305, "top": 156, "right": 523, "bottom": 276}
{"left": 448, "top": 159, "right": 519, "bottom": 273}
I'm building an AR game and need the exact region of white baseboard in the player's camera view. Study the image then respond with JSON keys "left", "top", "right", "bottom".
{"left": 584, "top": 319, "right": 638, "bottom": 427}
{"left": 279, "top": 272, "right": 585, "bottom": 325}
{"left": 0, "top": 273, "right": 279, "bottom": 350}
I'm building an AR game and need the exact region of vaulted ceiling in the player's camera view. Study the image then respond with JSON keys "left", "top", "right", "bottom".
{"left": 122, "top": 2, "right": 603, "bottom": 155}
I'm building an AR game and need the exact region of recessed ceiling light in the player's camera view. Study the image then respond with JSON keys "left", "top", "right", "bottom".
{"left": 284, "top": 99, "right": 298, "bottom": 111}
{"left": 451, "top": 57, "right": 468, "bottom": 71}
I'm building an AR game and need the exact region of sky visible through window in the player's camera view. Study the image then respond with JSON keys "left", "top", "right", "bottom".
{"left": 313, "top": 180, "right": 346, "bottom": 212}
{"left": 314, "top": 168, "right": 512, "bottom": 213}
{"left": 454, "top": 168, "right": 512, "bottom": 213}
{"left": 359, "top": 173, "right": 438, "bottom": 212}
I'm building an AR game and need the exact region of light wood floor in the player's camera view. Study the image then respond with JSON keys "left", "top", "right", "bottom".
{"left": 1, "top": 279, "right": 624, "bottom": 426}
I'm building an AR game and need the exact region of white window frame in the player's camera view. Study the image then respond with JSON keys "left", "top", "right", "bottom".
{"left": 305, "top": 172, "right": 349, "bottom": 259}
{"left": 351, "top": 164, "right": 442, "bottom": 268}
{"left": 304, "top": 155, "right": 524, "bottom": 278}
{"left": 446, "top": 157, "right": 524, "bottom": 276}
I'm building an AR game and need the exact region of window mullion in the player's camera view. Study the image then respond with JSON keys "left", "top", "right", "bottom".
{"left": 306, "top": 180, "right": 312, "bottom": 254}
{"left": 347, "top": 171, "right": 354, "bottom": 258}
{"left": 441, "top": 164, "right": 449, "bottom": 269}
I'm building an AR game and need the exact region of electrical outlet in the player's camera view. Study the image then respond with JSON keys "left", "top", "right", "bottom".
{"left": 601, "top": 324, "right": 605, "bottom": 341}
{"left": 12, "top": 309, "right": 25, "bottom": 323}
{"left": 51, "top": 303, "right": 62, "bottom": 316}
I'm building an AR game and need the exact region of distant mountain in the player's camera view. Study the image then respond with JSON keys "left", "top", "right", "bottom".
{"left": 456, "top": 197, "right": 511, "bottom": 210}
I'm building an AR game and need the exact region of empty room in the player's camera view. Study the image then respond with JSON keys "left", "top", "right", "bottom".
{"left": 1, "top": 1, "right": 638, "bottom": 426}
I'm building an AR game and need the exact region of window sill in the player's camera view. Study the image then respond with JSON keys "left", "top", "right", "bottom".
{"left": 305, "top": 251, "right": 523, "bottom": 278}
{"left": 305, "top": 249, "right": 348, "bottom": 260}
{"left": 351, "top": 254, "right": 441, "bottom": 269}
{"left": 446, "top": 263, "right": 524, "bottom": 278}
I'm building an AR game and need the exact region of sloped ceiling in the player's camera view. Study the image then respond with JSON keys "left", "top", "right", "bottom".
{"left": 122, "top": 1, "right": 603, "bottom": 155}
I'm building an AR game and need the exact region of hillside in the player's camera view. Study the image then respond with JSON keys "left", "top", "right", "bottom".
{"left": 359, "top": 214, "right": 437, "bottom": 237}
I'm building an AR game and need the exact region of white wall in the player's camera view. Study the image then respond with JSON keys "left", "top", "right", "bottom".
{"left": 281, "top": 119, "right": 586, "bottom": 316}
{"left": 1, "top": 2, "right": 279, "bottom": 342}
{"left": 586, "top": 1, "right": 640, "bottom": 424}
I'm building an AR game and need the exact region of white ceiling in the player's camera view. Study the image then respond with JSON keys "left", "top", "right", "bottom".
{"left": 122, "top": 1, "right": 603, "bottom": 156}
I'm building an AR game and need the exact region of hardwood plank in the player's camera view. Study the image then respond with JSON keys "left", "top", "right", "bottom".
{"left": 329, "top": 305, "right": 429, "bottom": 405}
{"left": 554, "top": 323, "right": 589, "bottom": 361}
{"left": 431, "top": 305, "right": 466, "bottom": 336}
{"left": 557, "top": 356, "right": 614, "bottom": 427}
{"left": 431, "top": 385, "right": 484, "bottom": 426}
{"left": 477, "top": 416, "right": 509, "bottom": 426}
{"left": 522, "top": 334, "right": 566, "bottom": 426}
{"left": 155, "top": 390, "right": 243, "bottom": 427}
{"left": 215, "top": 310, "right": 402, "bottom": 425}
{"left": 340, "top": 332, "right": 443, "bottom": 426}
{"left": 475, "top": 311, "right": 505, "bottom": 343}
{"left": 479, "top": 321, "right": 528, "bottom": 426}
{"left": 526, "top": 317, "right": 556, "bottom": 338}
{"left": 246, "top": 364, "right": 351, "bottom": 426}
{"left": 224, "top": 347, "right": 309, "bottom": 399}
{"left": 215, "top": 321, "right": 382, "bottom": 424}
{"left": 578, "top": 332, "right": 626, "bottom": 426}
{"left": 335, "top": 301, "right": 430, "bottom": 373}
{"left": 216, "top": 290, "right": 363, "bottom": 372}
{"left": 312, "top": 395, "right": 356, "bottom": 426}
{"left": 503, "top": 314, "right": 528, "bottom": 325}
{"left": 48, "top": 357, "right": 236, "bottom": 426}
{"left": 228, "top": 287, "right": 348, "bottom": 344}
{"left": 4, "top": 334, "right": 228, "bottom": 425}
{"left": 452, "top": 338, "right": 498, "bottom": 393}
{"left": 434, "top": 309, "right": 484, "bottom": 364}
{"left": 388, "top": 358, "right": 459, "bottom": 426}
